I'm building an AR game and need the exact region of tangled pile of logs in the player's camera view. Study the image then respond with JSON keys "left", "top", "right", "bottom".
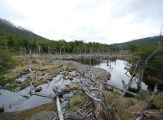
{"left": 17, "top": 31, "right": 162, "bottom": 119}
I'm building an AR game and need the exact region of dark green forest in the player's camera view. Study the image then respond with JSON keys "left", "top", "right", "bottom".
{"left": 0, "top": 18, "right": 162, "bottom": 55}
{"left": 0, "top": 19, "right": 110, "bottom": 54}
{"left": 0, "top": 18, "right": 163, "bottom": 85}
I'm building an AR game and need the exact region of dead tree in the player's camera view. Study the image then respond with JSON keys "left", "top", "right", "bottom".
{"left": 119, "top": 59, "right": 140, "bottom": 98}
{"left": 136, "top": 41, "right": 161, "bottom": 91}
{"left": 105, "top": 83, "right": 138, "bottom": 97}
{"left": 53, "top": 87, "right": 64, "bottom": 120}
{"left": 136, "top": 25, "right": 162, "bottom": 91}
{"left": 79, "top": 81, "right": 115, "bottom": 120}
{"left": 136, "top": 83, "right": 158, "bottom": 120}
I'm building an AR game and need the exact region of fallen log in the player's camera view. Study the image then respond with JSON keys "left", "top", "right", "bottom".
{"left": 55, "top": 96, "right": 64, "bottom": 120}
{"left": 105, "top": 83, "right": 138, "bottom": 97}
{"left": 53, "top": 87, "right": 64, "bottom": 120}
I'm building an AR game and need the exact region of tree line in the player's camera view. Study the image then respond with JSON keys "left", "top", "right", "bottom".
{"left": 0, "top": 35, "right": 114, "bottom": 54}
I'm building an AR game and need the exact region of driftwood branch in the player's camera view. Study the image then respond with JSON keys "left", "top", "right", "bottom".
{"left": 80, "top": 81, "right": 116, "bottom": 120}
{"left": 52, "top": 88, "right": 64, "bottom": 120}
{"left": 105, "top": 83, "right": 138, "bottom": 97}
{"left": 55, "top": 95, "right": 64, "bottom": 120}
{"left": 79, "top": 82, "right": 101, "bottom": 102}
{"left": 76, "top": 69, "right": 95, "bottom": 82}
{"left": 52, "top": 75, "right": 64, "bottom": 120}
{"left": 120, "top": 59, "right": 140, "bottom": 98}
{"left": 136, "top": 83, "right": 158, "bottom": 120}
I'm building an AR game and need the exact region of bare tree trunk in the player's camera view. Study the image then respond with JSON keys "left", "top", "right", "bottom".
{"left": 120, "top": 59, "right": 140, "bottom": 98}
{"left": 136, "top": 83, "right": 158, "bottom": 120}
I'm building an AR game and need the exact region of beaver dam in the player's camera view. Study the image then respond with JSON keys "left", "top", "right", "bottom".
{"left": 0, "top": 57, "right": 163, "bottom": 120}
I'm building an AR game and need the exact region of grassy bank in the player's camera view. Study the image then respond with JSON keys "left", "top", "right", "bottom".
{"left": 0, "top": 48, "right": 19, "bottom": 89}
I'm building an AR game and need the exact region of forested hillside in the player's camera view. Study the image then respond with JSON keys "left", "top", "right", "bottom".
{"left": 111, "top": 36, "right": 161, "bottom": 51}
{"left": 0, "top": 18, "right": 110, "bottom": 85}
{"left": 0, "top": 18, "right": 110, "bottom": 54}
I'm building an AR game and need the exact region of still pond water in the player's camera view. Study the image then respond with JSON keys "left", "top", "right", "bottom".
{"left": 94, "top": 59, "right": 147, "bottom": 89}
{"left": 0, "top": 59, "right": 147, "bottom": 112}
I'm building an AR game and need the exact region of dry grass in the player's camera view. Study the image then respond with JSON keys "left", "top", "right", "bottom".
{"left": 3, "top": 57, "right": 71, "bottom": 91}
{"left": 154, "top": 92, "right": 163, "bottom": 109}
{"left": 0, "top": 103, "right": 56, "bottom": 120}
{"left": 67, "top": 92, "right": 86, "bottom": 112}
{"left": 104, "top": 91, "right": 145, "bottom": 120}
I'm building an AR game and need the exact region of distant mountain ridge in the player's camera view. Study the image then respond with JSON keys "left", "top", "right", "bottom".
{"left": 0, "top": 18, "right": 161, "bottom": 53}
{"left": 0, "top": 18, "right": 47, "bottom": 40}
{"left": 128, "top": 36, "right": 160, "bottom": 44}
{"left": 111, "top": 36, "right": 161, "bottom": 50}
{"left": 0, "top": 18, "right": 110, "bottom": 54}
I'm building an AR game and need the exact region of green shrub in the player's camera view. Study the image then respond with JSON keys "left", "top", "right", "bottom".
{"left": 0, "top": 48, "right": 18, "bottom": 87}
{"left": 137, "top": 90, "right": 148, "bottom": 100}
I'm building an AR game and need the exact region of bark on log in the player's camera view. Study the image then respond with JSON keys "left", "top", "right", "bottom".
{"left": 55, "top": 96, "right": 64, "bottom": 120}
{"left": 105, "top": 83, "right": 138, "bottom": 97}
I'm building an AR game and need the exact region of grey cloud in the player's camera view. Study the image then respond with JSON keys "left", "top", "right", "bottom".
{"left": 75, "top": 0, "right": 107, "bottom": 10}
{"left": 0, "top": 0, "right": 25, "bottom": 22}
{"left": 61, "top": 26, "right": 108, "bottom": 43}
{"left": 112, "top": 0, "right": 163, "bottom": 23}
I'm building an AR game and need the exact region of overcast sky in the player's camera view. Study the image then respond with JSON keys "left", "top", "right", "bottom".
{"left": 0, "top": 0, "right": 163, "bottom": 44}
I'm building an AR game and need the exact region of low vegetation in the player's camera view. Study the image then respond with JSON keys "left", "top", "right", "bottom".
{"left": 0, "top": 48, "right": 19, "bottom": 88}
{"left": 0, "top": 18, "right": 163, "bottom": 120}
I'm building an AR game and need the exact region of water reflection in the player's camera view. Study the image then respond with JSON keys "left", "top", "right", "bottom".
{"left": 0, "top": 75, "right": 71, "bottom": 112}
{"left": 71, "top": 58, "right": 100, "bottom": 66}
{"left": 94, "top": 59, "right": 147, "bottom": 90}
{"left": 0, "top": 59, "right": 147, "bottom": 112}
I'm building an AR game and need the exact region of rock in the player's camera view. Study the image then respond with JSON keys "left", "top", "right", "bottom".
{"left": 35, "top": 87, "right": 42, "bottom": 92}
{"left": 0, "top": 105, "right": 4, "bottom": 113}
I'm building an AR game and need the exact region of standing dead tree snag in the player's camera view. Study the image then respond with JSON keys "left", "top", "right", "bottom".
{"left": 136, "top": 30, "right": 162, "bottom": 91}
{"left": 135, "top": 26, "right": 163, "bottom": 120}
